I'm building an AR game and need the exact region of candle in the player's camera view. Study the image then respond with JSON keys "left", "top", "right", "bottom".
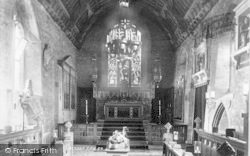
{"left": 173, "top": 131, "right": 178, "bottom": 140}
{"left": 159, "top": 100, "right": 161, "bottom": 116}
{"left": 196, "top": 146, "right": 199, "bottom": 152}
{"left": 138, "top": 31, "right": 141, "bottom": 41}
{"left": 86, "top": 99, "right": 88, "bottom": 115}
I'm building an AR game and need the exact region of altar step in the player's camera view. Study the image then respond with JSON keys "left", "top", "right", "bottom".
{"left": 96, "top": 120, "right": 148, "bottom": 149}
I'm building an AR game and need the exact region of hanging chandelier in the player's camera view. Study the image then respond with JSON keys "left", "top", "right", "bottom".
{"left": 106, "top": 0, "right": 142, "bottom": 88}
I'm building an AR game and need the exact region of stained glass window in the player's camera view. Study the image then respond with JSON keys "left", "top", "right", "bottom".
{"left": 106, "top": 19, "right": 141, "bottom": 87}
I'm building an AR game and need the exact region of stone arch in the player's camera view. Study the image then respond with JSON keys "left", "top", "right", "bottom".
{"left": 212, "top": 103, "right": 229, "bottom": 133}
{"left": 13, "top": 13, "right": 27, "bottom": 89}
{"left": 12, "top": 0, "right": 42, "bottom": 94}
{"left": 212, "top": 103, "right": 225, "bottom": 128}
{"left": 13, "top": 0, "right": 40, "bottom": 39}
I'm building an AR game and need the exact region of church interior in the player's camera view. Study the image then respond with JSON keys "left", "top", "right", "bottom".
{"left": 0, "top": 0, "right": 250, "bottom": 155}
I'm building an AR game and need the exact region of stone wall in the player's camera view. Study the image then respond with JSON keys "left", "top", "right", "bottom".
{"left": 174, "top": 37, "right": 196, "bottom": 143}
{"left": 175, "top": 0, "right": 246, "bottom": 142}
{"left": 203, "top": 0, "right": 247, "bottom": 140}
{"left": 0, "top": 0, "right": 78, "bottom": 143}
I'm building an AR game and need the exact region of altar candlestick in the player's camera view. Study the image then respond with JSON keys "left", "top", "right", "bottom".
{"left": 86, "top": 100, "right": 88, "bottom": 115}
{"left": 159, "top": 100, "right": 161, "bottom": 116}
{"left": 104, "top": 105, "right": 105, "bottom": 116}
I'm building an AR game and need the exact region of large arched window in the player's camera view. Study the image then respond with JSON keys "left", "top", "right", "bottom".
{"left": 106, "top": 19, "right": 142, "bottom": 87}
{"left": 12, "top": 15, "right": 27, "bottom": 131}
{"left": 0, "top": 15, "right": 27, "bottom": 131}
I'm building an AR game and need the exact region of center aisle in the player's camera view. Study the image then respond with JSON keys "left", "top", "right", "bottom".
{"left": 73, "top": 145, "right": 163, "bottom": 156}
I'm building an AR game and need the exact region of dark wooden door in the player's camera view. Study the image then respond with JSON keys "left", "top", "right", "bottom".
{"left": 193, "top": 85, "right": 207, "bottom": 141}
{"left": 194, "top": 85, "right": 207, "bottom": 128}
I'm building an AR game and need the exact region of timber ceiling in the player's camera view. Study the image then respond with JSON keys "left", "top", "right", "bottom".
{"left": 38, "top": 0, "right": 219, "bottom": 49}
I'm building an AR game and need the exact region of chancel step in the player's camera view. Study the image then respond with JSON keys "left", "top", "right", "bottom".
{"left": 96, "top": 120, "right": 148, "bottom": 149}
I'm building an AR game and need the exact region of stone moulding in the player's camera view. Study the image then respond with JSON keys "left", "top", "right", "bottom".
{"left": 93, "top": 89, "right": 155, "bottom": 101}
{"left": 191, "top": 69, "right": 209, "bottom": 88}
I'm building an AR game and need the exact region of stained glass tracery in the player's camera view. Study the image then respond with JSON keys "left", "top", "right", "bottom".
{"left": 106, "top": 19, "right": 141, "bottom": 87}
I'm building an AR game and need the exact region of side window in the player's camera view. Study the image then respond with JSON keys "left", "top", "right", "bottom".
{"left": 62, "top": 62, "right": 76, "bottom": 110}
{"left": 14, "top": 16, "right": 27, "bottom": 91}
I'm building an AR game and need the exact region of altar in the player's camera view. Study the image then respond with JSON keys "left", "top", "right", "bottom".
{"left": 104, "top": 102, "right": 143, "bottom": 119}
{"left": 93, "top": 87, "right": 154, "bottom": 120}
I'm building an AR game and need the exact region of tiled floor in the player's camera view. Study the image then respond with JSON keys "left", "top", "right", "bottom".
{"left": 73, "top": 145, "right": 163, "bottom": 156}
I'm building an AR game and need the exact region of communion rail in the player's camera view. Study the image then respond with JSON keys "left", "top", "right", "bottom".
{"left": 163, "top": 128, "right": 247, "bottom": 156}
{"left": 195, "top": 128, "right": 246, "bottom": 156}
